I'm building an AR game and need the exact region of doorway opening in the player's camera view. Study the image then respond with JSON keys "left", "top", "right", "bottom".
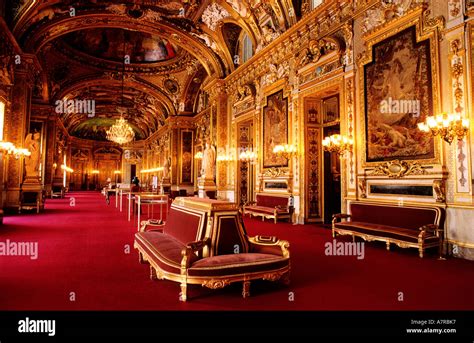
{"left": 303, "top": 91, "right": 342, "bottom": 225}
{"left": 323, "top": 125, "right": 341, "bottom": 225}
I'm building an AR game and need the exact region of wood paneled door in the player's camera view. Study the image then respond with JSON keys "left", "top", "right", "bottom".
{"left": 237, "top": 120, "right": 254, "bottom": 206}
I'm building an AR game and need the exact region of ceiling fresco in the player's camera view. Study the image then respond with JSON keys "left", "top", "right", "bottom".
{"left": 7, "top": 0, "right": 296, "bottom": 142}
{"left": 61, "top": 28, "right": 179, "bottom": 64}
{"left": 70, "top": 117, "right": 145, "bottom": 142}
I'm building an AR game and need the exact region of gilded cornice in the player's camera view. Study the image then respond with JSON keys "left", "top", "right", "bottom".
{"left": 20, "top": 13, "right": 224, "bottom": 77}
{"left": 224, "top": 0, "right": 374, "bottom": 94}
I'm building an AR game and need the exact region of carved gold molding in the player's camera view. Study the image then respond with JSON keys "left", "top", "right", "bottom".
{"left": 432, "top": 179, "right": 446, "bottom": 203}
{"left": 263, "top": 167, "right": 287, "bottom": 178}
{"left": 202, "top": 279, "right": 231, "bottom": 289}
{"left": 369, "top": 160, "right": 426, "bottom": 178}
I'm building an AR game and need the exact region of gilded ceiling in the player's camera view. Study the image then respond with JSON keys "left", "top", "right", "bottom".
{"left": 5, "top": 0, "right": 299, "bottom": 142}
{"left": 61, "top": 28, "right": 180, "bottom": 64}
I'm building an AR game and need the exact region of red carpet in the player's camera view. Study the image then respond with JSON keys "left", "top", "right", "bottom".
{"left": 0, "top": 191, "right": 473, "bottom": 310}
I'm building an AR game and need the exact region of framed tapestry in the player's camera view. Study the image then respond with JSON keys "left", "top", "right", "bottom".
{"left": 363, "top": 25, "right": 435, "bottom": 163}
{"left": 180, "top": 130, "right": 193, "bottom": 184}
{"left": 262, "top": 89, "right": 288, "bottom": 168}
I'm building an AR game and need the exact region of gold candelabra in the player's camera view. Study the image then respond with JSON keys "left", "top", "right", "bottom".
{"left": 239, "top": 148, "right": 257, "bottom": 162}
{"left": 273, "top": 144, "right": 297, "bottom": 159}
{"left": 0, "top": 141, "right": 31, "bottom": 159}
{"left": 417, "top": 112, "right": 469, "bottom": 144}
{"left": 322, "top": 134, "right": 353, "bottom": 155}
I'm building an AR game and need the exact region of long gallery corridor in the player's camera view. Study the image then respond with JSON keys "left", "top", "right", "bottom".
{"left": 0, "top": 192, "right": 473, "bottom": 311}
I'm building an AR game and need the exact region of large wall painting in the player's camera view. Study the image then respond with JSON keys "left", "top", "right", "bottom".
{"left": 364, "top": 26, "right": 434, "bottom": 163}
{"left": 180, "top": 130, "right": 193, "bottom": 184}
{"left": 262, "top": 90, "right": 288, "bottom": 168}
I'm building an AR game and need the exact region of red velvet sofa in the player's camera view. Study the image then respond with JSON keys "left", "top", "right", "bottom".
{"left": 134, "top": 197, "right": 290, "bottom": 301}
{"left": 332, "top": 202, "right": 445, "bottom": 258}
{"left": 243, "top": 193, "right": 294, "bottom": 223}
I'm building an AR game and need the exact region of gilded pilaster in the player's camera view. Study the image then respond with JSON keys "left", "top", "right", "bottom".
{"left": 5, "top": 55, "right": 34, "bottom": 209}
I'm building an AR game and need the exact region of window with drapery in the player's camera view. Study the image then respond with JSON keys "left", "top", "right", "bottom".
{"left": 241, "top": 33, "right": 253, "bottom": 63}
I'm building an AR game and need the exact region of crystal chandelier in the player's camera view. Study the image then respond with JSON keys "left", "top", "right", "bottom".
{"left": 106, "top": 116, "right": 135, "bottom": 145}
{"left": 106, "top": 37, "right": 135, "bottom": 145}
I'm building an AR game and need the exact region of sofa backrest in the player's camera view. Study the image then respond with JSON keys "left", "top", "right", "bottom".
{"left": 162, "top": 204, "right": 207, "bottom": 246}
{"left": 256, "top": 194, "right": 289, "bottom": 208}
{"left": 349, "top": 202, "right": 444, "bottom": 230}
{"left": 208, "top": 212, "right": 249, "bottom": 256}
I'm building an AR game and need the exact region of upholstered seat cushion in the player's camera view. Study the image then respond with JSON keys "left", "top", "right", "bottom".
{"left": 188, "top": 253, "right": 289, "bottom": 277}
{"left": 135, "top": 231, "right": 198, "bottom": 274}
{"left": 245, "top": 206, "right": 289, "bottom": 214}
{"left": 335, "top": 221, "right": 440, "bottom": 244}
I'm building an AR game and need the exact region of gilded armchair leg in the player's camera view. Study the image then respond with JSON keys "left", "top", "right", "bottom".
{"left": 179, "top": 283, "right": 187, "bottom": 302}
{"left": 438, "top": 239, "right": 446, "bottom": 260}
{"left": 242, "top": 280, "right": 250, "bottom": 298}
{"left": 274, "top": 217, "right": 277, "bottom": 224}
{"left": 150, "top": 266, "right": 157, "bottom": 280}
{"left": 418, "top": 247, "right": 424, "bottom": 258}
{"left": 386, "top": 241, "right": 390, "bottom": 251}
{"left": 138, "top": 252, "right": 145, "bottom": 264}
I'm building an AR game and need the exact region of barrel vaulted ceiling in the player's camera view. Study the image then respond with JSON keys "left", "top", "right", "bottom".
{"left": 6, "top": 0, "right": 299, "bottom": 141}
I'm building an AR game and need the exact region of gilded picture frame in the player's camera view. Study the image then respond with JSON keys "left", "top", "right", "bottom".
{"left": 180, "top": 130, "right": 193, "bottom": 184}
{"left": 359, "top": 7, "right": 443, "bottom": 168}
{"left": 262, "top": 89, "right": 289, "bottom": 169}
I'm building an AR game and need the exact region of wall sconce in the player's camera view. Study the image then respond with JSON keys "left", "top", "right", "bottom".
{"left": 53, "top": 162, "right": 58, "bottom": 169}
{"left": 91, "top": 170, "right": 99, "bottom": 174}
{"left": 322, "top": 134, "right": 353, "bottom": 155}
{"left": 0, "top": 141, "right": 31, "bottom": 159}
{"left": 216, "top": 153, "right": 234, "bottom": 162}
{"left": 141, "top": 167, "right": 163, "bottom": 174}
{"left": 194, "top": 151, "right": 203, "bottom": 160}
{"left": 61, "top": 164, "right": 74, "bottom": 173}
{"left": 417, "top": 112, "right": 470, "bottom": 144}
{"left": 216, "top": 148, "right": 234, "bottom": 162}
{"left": 113, "top": 170, "right": 121, "bottom": 174}
{"left": 239, "top": 148, "right": 257, "bottom": 162}
{"left": 273, "top": 144, "right": 297, "bottom": 159}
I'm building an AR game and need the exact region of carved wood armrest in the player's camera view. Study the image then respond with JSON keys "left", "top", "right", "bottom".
{"left": 139, "top": 219, "right": 165, "bottom": 232}
{"left": 244, "top": 201, "right": 257, "bottom": 207}
{"left": 332, "top": 213, "right": 351, "bottom": 224}
{"left": 185, "top": 238, "right": 211, "bottom": 252}
{"left": 248, "top": 235, "right": 290, "bottom": 258}
{"left": 275, "top": 205, "right": 289, "bottom": 211}
{"left": 419, "top": 224, "right": 443, "bottom": 237}
{"left": 181, "top": 238, "right": 211, "bottom": 270}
